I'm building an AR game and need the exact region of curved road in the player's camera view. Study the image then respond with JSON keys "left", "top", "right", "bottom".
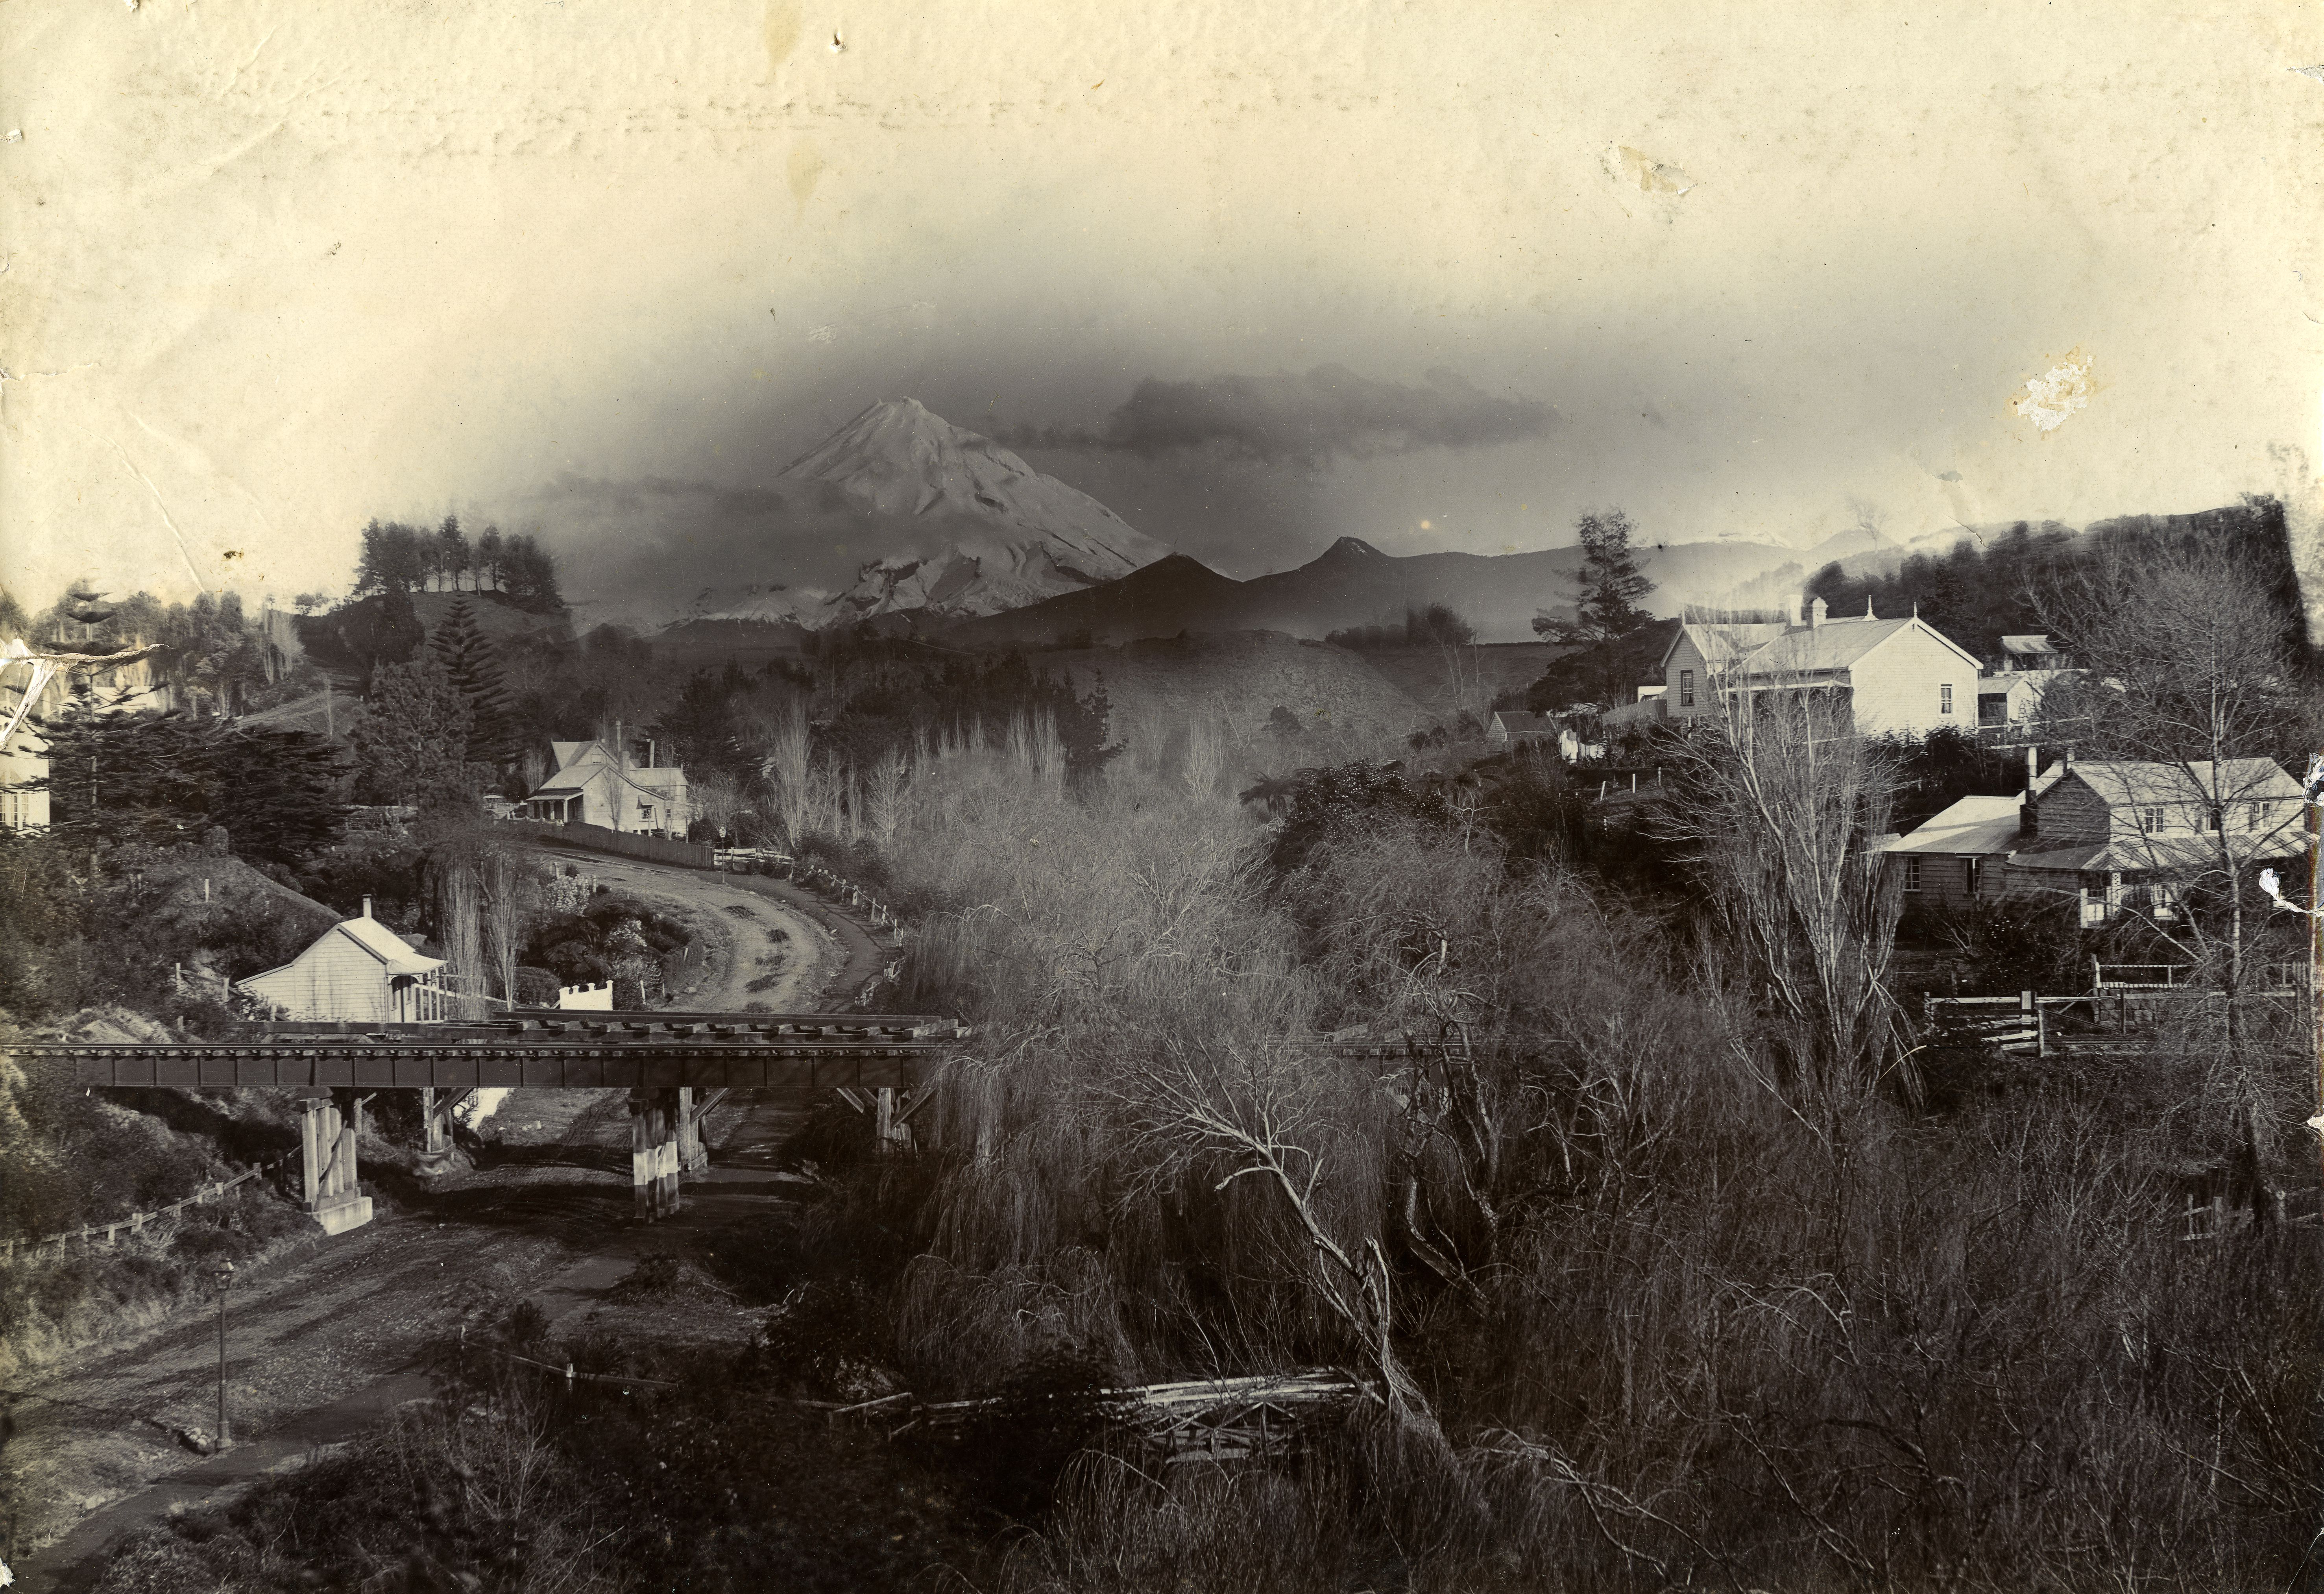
{"left": 7, "top": 853, "right": 898, "bottom": 1592}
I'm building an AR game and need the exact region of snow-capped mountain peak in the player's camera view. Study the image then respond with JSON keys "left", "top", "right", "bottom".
{"left": 680, "top": 399, "right": 1173, "bottom": 628}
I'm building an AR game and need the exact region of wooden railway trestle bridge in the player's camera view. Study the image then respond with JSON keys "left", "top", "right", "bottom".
{"left": 3, "top": 1013, "right": 974, "bottom": 1230}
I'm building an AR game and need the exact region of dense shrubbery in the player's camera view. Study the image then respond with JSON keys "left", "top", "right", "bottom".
{"left": 761, "top": 724, "right": 2314, "bottom": 1590}
{"left": 521, "top": 892, "right": 691, "bottom": 987}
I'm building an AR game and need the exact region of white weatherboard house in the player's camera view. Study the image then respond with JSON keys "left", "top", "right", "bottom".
{"left": 239, "top": 901, "right": 455, "bottom": 1022}
{"left": 0, "top": 636, "right": 171, "bottom": 833}
{"left": 521, "top": 739, "right": 691, "bottom": 834}
{"left": 1657, "top": 596, "right": 1984, "bottom": 737}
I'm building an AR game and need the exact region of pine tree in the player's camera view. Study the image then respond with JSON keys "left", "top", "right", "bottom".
{"left": 1534, "top": 509, "right": 1655, "bottom": 647}
{"left": 475, "top": 524, "right": 505, "bottom": 592}
{"left": 349, "top": 658, "right": 478, "bottom": 806}
{"left": 500, "top": 533, "right": 565, "bottom": 614}
{"left": 426, "top": 599, "right": 515, "bottom": 765}
{"left": 434, "top": 516, "right": 472, "bottom": 592}
{"left": 1531, "top": 509, "right": 1659, "bottom": 705}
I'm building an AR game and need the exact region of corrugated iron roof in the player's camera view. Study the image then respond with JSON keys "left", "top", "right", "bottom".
{"left": 2062, "top": 758, "right": 2301, "bottom": 807}
{"left": 1743, "top": 617, "right": 1918, "bottom": 674}
{"left": 1884, "top": 795, "right": 2023, "bottom": 856}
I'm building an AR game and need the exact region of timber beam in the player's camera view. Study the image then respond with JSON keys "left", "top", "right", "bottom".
{"left": 8, "top": 1014, "right": 970, "bottom": 1091}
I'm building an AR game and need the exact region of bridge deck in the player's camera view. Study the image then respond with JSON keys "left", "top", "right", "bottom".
{"left": 6, "top": 1013, "right": 970, "bottom": 1091}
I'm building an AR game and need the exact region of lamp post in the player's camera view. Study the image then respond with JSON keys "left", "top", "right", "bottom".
{"left": 213, "top": 1259, "right": 235, "bottom": 1451}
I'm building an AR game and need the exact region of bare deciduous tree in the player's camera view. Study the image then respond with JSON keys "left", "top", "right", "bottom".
{"left": 2036, "top": 526, "right": 2320, "bottom": 1228}
{"left": 482, "top": 847, "right": 526, "bottom": 1006}
{"left": 1653, "top": 662, "right": 1904, "bottom": 1103}
{"left": 761, "top": 697, "right": 815, "bottom": 847}
{"left": 1122, "top": 1045, "right": 1441, "bottom": 1439}
{"left": 2036, "top": 528, "right": 2316, "bottom": 994}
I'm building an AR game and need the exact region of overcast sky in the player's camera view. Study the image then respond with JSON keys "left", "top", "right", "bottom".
{"left": 7, "top": 0, "right": 2322, "bottom": 618}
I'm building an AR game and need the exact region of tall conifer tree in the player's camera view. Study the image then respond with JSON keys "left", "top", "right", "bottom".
{"left": 426, "top": 599, "right": 515, "bottom": 765}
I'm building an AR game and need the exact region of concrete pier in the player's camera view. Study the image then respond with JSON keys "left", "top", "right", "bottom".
{"left": 629, "top": 1091, "right": 682, "bottom": 1220}
{"left": 293, "top": 1089, "right": 373, "bottom": 1235}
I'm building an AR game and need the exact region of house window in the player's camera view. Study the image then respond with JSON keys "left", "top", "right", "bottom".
{"left": 1903, "top": 858, "right": 1922, "bottom": 892}
{"left": 1679, "top": 669, "right": 1695, "bottom": 708}
{"left": 2137, "top": 806, "right": 2166, "bottom": 834}
{"left": 2208, "top": 807, "right": 2222, "bottom": 832}
{"left": 1964, "top": 857, "right": 1981, "bottom": 895}
{"left": 1940, "top": 683, "right": 1954, "bottom": 715}
{"left": 1977, "top": 694, "right": 2008, "bottom": 726}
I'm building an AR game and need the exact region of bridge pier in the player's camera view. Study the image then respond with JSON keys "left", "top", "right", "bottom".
{"left": 292, "top": 1088, "right": 373, "bottom": 1235}
{"left": 416, "top": 1086, "right": 470, "bottom": 1176}
{"left": 630, "top": 1090, "right": 683, "bottom": 1221}
{"left": 676, "top": 1086, "right": 710, "bottom": 1174}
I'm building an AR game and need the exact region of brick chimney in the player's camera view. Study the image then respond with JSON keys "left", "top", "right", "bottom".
{"left": 1809, "top": 597, "right": 1827, "bottom": 630}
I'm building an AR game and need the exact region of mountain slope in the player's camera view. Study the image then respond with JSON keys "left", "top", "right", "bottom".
{"left": 680, "top": 399, "right": 1173, "bottom": 629}
{"left": 939, "top": 534, "right": 1809, "bottom": 648}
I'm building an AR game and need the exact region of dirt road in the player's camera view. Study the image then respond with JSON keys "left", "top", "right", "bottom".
{"left": 5, "top": 1180, "right": 606, "bottom": 1579}
{"left": 534, "top": 850, "right": 839, "bottom": 1012}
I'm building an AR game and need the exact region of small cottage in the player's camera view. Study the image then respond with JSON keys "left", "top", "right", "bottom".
{"left": 0, "top": 639, "right": 59, "bottom": 833}
{"left": 238, "top": 901, "right": 454, "bottom": 1022}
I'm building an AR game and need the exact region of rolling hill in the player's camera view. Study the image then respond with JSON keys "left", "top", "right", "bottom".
{"left": 937, "top": 534, "right": 1817, "bottom": 649}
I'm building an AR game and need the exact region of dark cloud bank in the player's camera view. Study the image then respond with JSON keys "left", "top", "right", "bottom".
{"left": 1001, "top": 364, "right": 1557, "bottom": 464}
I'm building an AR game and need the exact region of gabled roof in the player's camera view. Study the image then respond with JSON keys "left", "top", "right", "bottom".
{"left": 549, "top": 740, "right": 599, "bottom": 771}
{"left": 333, "top": 915, "right": 445, "bottom": 975}
{"left": 1491, "top": 710, "right": 1550, "bottom": 736}
{"left": 1744, "top": 616, "right": 1917, "bottom": 675}
{"left": 2001, "top": 634, "right": 2059, "bottom": 656}
{"left": 1659, "top": 614, "right": 1983, "bottom": 682}
{"left": 1883, "top": 795, "right": 2023, "bottom": 856}
{"left": 2061, "top": 759, "right": 2301, "bottom": 808}
{"left": 243, "top": 913, "right": 444, "bottom": 989}
{"left": 1658, "top": 621, "right": 1788, "bottom": 675}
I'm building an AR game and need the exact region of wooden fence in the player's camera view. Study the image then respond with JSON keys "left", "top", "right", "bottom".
{"left": 3, "top": 1149, "right": 302, "bottom": 1260}
{"left": 494, "top": 817, "right": 715, "bottom": 870}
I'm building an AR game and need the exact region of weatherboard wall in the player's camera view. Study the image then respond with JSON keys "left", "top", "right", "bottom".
{"left": 240, "top": 928, "right": 405, "bottom": 1023}
{"left": 1842, "top": 626, "right": 1977, "bottom": 736}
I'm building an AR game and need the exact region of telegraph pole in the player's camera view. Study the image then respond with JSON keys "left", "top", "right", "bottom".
{"left": 214, "top": 1260, "right": 234, "bottom": 1450}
